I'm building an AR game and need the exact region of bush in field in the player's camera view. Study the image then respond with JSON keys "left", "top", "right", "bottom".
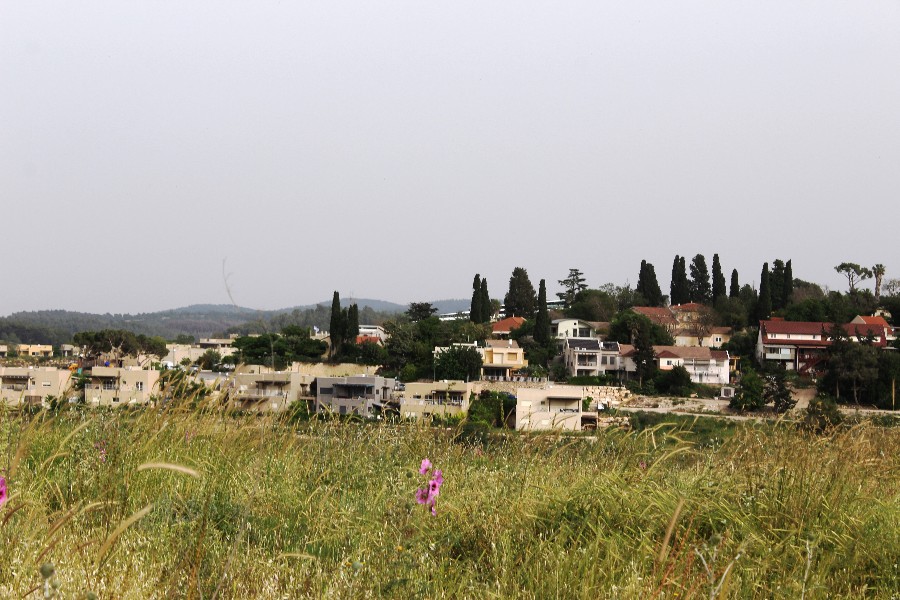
{"left": 805, "top": 394, "right": 843, "bottom": 432}
{"left": 731, "top": 367, "right": 765, "bottom": 411}
{"left": 654, "top": 366, "right": 693, "bottom": 397}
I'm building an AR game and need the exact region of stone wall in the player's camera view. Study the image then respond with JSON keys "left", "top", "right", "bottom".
{"left": 474, "top": 381, "right": 631, "bottom": 407}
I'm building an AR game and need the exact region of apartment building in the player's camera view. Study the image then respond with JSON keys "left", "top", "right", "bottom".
{"left": 398, "top": 381, "right": 475, "bottom": 420}
{"left": 315, "top": 375, "right": 396, "bottom": 416}
{"left": 0, "top": 367, "right": 73, "bottom": 406}
{"left": 84, "top": 367, "right": 160, "bottom": 406}
{"left": 515, "top": 386, "right": 590, "bottom": 431}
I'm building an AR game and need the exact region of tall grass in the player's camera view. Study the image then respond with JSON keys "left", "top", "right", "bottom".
{"left": 0, "top": 402, "right": 897, "bottom": 598}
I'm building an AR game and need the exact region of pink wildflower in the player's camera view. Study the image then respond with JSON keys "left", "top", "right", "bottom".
{"left": 414, "top": 460, "right": 443, "bottom": 516}
{"left": 419, "top": 458, "right": 432, "bottom": 475}
{"left": 0, "top": 476, "right": 7, "bottom": 506}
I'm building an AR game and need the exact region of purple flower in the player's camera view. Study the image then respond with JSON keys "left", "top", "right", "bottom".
{"left": 0, "top": 476, "right": 7, "bottom": 506}
{"left": 414, "top": 460, "right": 443, "bottom": 516}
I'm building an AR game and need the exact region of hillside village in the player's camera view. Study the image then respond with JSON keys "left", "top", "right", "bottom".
{"left": 1, "top": 257, "right": 898, "bottom": 429}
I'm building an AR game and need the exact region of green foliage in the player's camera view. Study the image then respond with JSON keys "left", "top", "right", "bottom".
{"left": 568, "top": 375, "right": 612, "bottom": 386}
{"left": 636, "top": 260, "right": 664, "bottom": 307}
{"left": 722, "top": 328, "right": 758, "bottom": 363}
{"left": 434, "top": 345, "right": 483, "bottom": 381}
{"left": 756, "top": 262, "right": 772, "bottom": 321}
{"left": 670, "top": 255, "right": 690, "bottom": 305}
{"left": 398, "top": 363, "right": 418, "bottom": 382}
{"left": 196, "top": 349, "right": 221, "bottom": 370}
{"left": 711, "top": 254, "right": 726, "bottom": 304}
{"left": 566, "top": 289, "right": 617, "bottom": 322}
{"left": 729, "top": 269, "right": 740, "bottom": 299}
{"left": 655, "top": 366, "right": 693, "bottom": 397}
{"left": 766, "top": 368, "right": 796, "bottom": 413}
{"left": 731, "top": 367, "right": 765, "bottom": 411}
{"left": 470, "top": 274, "right": 484, "bottom": 323}
{"left": 73, "top": 329, "right": 168, "bottom": 361}
{"left": 534, "top": 280, "right": 551, "bottom": 347}
{"left": 834, "top": 262, "right": 873, "bottom": 293}
{"left": 820, "top": 325, "right": 880, "bottom": 404}
{"left": 608, "top": 312, "right": 674, "bottom": 346}
{"left": 231, "top": 331, "right": 326, "bottom": 370}
{"left": 805, "top": 394, "right": 843, "bottom": 431}
{"left": 467, "top": 390, "right": 516, "bottom": 428}
{"left": 504, "top": 267, "right": 537, "bottom": 318}
{"left": 556, "top": 268, "right": 588, "bottom": 308}
{"left": 688, "top": 254, "right": 711, "bottom": 304}
{"left": 406, "top": 302, "right": 438, "bottom": 322}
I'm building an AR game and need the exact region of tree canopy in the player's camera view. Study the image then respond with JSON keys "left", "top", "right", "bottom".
{"left": 505, "top": 267, "right": 537, "bottom": 318}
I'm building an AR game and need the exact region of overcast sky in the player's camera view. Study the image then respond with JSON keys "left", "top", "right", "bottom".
{"left": 1, "top": 1, "right": 898, "bottom": 315}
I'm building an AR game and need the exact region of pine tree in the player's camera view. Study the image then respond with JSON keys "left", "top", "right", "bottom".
{"left": 689, "top": 254, "right": 711, "bottom": 304}
{"left": 783, "top": 260, "right": 794, "bottom": 308}
{"left": 557, "top": 268, "right": 588, "bottom": 308}
{"left": 757, "top": 263, "right": 772, "bottom": 321}
{"left": 729, "top": 269, "right": 740, "bottom": 299}
{"left": 505, "top": 267, "right": 537, "bottom": 318}
{"left": 470, "top": 274, "right": 482, "bottom": 323}
{"left": 534, "top": 279, "right": 551, "bottom": 347}
{"left": 480, "top": 278, "right": 490, "bottom": 322}
{"left": 771, "top": 260, "right": 785, "bottom": 311}
{"left": 711, "top": 254, "right": 726, "bottom": 303}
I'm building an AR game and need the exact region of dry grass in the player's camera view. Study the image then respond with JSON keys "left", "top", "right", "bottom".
{"left": 0, "top": 402, "right": 897, "bottom": 598}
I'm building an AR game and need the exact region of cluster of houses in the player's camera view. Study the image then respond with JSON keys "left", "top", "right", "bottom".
{"left": 2, "top": 304, "right": 895, "bottom": 428}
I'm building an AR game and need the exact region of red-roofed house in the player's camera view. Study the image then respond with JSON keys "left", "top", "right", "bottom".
{"left": 492, "top": 316, "right": 526, "bottom": 339}
{"left": 630, "top": 307, "right": 677, "bottom": 332}
{"left": 756, "top": 320, "right": 890, "bottom": 374}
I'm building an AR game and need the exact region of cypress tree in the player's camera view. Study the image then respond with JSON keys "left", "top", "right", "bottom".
{"left": 329, "top": 291, "right": 343, "bottom": 358}
{"left": 671, "top": 256, "right": 691, "bottom": 305}
{"left": 637, "top": 260, "right": 664, "bottom": 306}
{"left": 757, "top": 263, "right": 772, "bottom": 321}
{"left": 470, "top": 274, "right": 482, "bottom": 323}
{"left": 347, "top": 304, "right": 359, "bottom": 341}
{"left": 480, "top": 278, "right": 490, "bottom": 322}
{"left": 534, "top": 279, "right": 551, "bottom": 346}
{"left": 689, "top": 254, "right": 712, "bottom": 304}
{"left": 729, "top": 269, "right": 740, "bottom": 299}
{"left": 711, "top": 254, "right": 726, "bottom": 303}
{"left": 783, "top": 260, "right": 793, "bottom": 308}
{"left": 771, "top": 260, "right": 785, "bottom": 311}
{"left": 504, "top": 267, "right": 537, "bottom": 318}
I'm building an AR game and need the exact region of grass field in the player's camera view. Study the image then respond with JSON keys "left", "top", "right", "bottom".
{"left": 0, "top": 405, "right": 897, "bottom": 598}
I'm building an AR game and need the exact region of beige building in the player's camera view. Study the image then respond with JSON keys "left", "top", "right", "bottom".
{"left": 315, "top": 375, "right": 397, "bottom": 416}
{"left": 481, "top": 340, "right": 528, "bottom": 379}
{"left": 515, "top": 386, "right": 590, "bottom": 431}
{"left": 398, "top": 381, "right": 475, "bottom": 420}
{"left": 84, "top": 367, "right": 160, "bottom": 406}
{"left": 0, "top": 367, "right": 73, "bottom": 406}
{"left": 17, "top": 344, "right": 53, "bottom": 358}
{"left": 227, "top": 370, "right": 314, "bottom": 412}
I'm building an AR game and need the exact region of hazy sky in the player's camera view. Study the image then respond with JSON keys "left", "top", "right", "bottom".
{"left": 2, "top": 1, "right": 898, "bottom": 315}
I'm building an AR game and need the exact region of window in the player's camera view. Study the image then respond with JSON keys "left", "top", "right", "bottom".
{"left": 135, "top": 381, "right": 144, "bottom": 391}
{"left": 320, "top": 387, "right": 333, "bottom": 395}
{"left": 42, "top": 382, "right": 51, "bottom": 387}
{"left": 102, "top": 380, "right": 116, "bottom": 390}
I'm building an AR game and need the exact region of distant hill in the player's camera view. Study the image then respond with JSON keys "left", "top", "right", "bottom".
{"left": 0, "top": 298, "right": 471, "bottom": 344}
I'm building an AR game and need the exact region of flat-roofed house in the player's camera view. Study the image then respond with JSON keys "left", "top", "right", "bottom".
{"left": 563, "top": 339, "right": 623, "bottom": 378}
{"left": 481, "top": 340, "right": 528, "bottom": 379}
{"left": 516, "top": 387, "right": 588, "bottom": 431}
{"left": 17, "top": 344, "right": 53, "bottom": 358}
{"left": 228, "top": 370, "right": 313, "bottom": 412}
{"left": 84, "top": 367, "right": 160, "bottom": 406}
{"left": 0, "top": 367, "right": 73, "bottom": 406}
{"left": 398, "top": 381, "right": 475, "bottom": 420}
{"left": 315, "top": 375, "right": 396, "bottom": 416}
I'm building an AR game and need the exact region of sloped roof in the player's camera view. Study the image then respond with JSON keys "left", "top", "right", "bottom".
{"left": 652, "top": 345, "right": 719, "bottom": 360}
{"left": 631, "top": 306, "right": 677, "bottom": 326}
{"left": 856, "top": 315, "right": 891, "bottom": 328}
{"left": 759, "top": 320, "right": 888, "bottom": 347}
{"left": 566, "top": 339, "right": 602, "bottom": 351}
{"left": 491, "top": 316, "right": 526, "bottom": 334}
{"left": 670, "top": 303, "right": 705, "bottom": 312}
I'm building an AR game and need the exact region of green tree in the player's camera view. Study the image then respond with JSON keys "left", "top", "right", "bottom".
{"left": 608, "top": 312, "right": 675, "bottom": 346}
{"left": 670, "top": 255, "right": 690, "bottom": 305}
{"left": 872, "top": 264, "right": 886, "bottom": 303}
{"left": 729, "top": 269, "right": 740, "bottom": 299}
{"left": 434, "top": 345, "right": 483, "bottom": 381}
{"left": 766, "top": 368, "right": 795, "bottom": 413}
{"left": 566, "top": 289, "right": 617, "bottom": 322}
{"left": 835, "top": 262, "right": 873, "bottom": 294}
{"left": 557, "top": 268, "right": 588, "bottom": 308}
{"left": 636, "top": 260, "right": 664, "bottom": 306}
{"left": 689, "top": 254, "right": 711, "bottom": 304}
{"left": 822, "top": 325, "right": 879, "bottom": 404}
{"left": 756, "top": 263, "right": 772, "bottom": 322}
{"left": 534, "top": 279, "right": 551, "bottom": 347}
{"left": 480, "top": 278, "right": 491, "bottom": 322}
{"left": 632, "top": 321, "right": 658, "bottom": 388}
{"left": 329, "top": 291, "right": 344, "bottom": 359}
{"left": 771, "top": 260, "right": 786, "bottom": 311}
{"left": 470, "top": 274, "right": 483, "bottom": 323}
{"left": 711, "top": 254, "right": 726, "bottom": 303}
{"left": 731, "top": 367, "right": 764, "bottom": 411}
{"left": 783, "top": 259, "right": 794, "bottom": 308}
{"left": 406, "top": 302, "right": 438, "bottom": 322}
{"left": 196, "top": 349, "right": 221, "bottom": 370}
{"left": 505, "top": 267, "right": 537, "bottom": 318}
{"left": 655, "top": 365, "right": 693, "bottom": 397}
